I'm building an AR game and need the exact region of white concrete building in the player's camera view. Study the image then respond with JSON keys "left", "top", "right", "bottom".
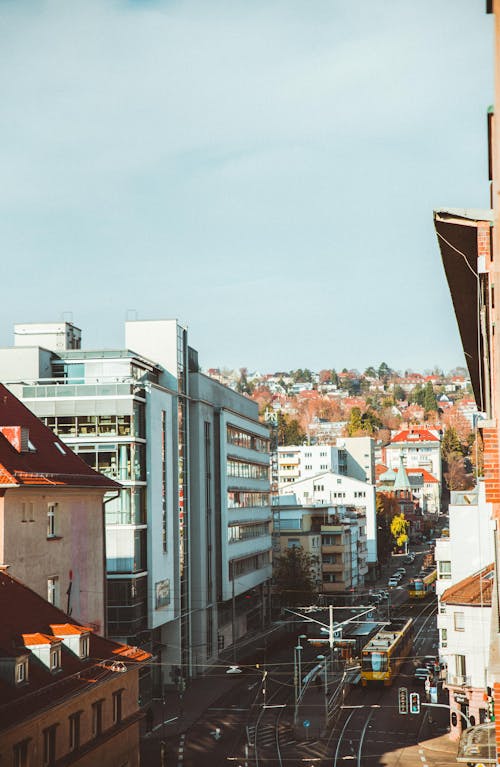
{"left": 336, "top": 436, "right": 375, "bottom": 484}
{"left": 278, "top": 472, "right": 377, "bottom": 572}
{"left": 435, "top": 483, "right": 495, "bottom": 601}
{"left": 383, "top": 427, "right": 442, "bottom": 488}
{"left": 439, "top": 565, "right": 493, "bottom": 739}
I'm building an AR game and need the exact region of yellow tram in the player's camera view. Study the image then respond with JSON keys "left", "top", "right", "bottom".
{"left": 408, "top": 567, "right": 437, "bottom": 599}
{"left": 361, "top": 618, "right": 413, "bottom": 686}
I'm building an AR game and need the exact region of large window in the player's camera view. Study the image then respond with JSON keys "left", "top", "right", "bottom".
{"left": 42, "top": 409, "right": 145, "bottom": 438}
{"left": 47, "top": 577, "right": 59, "bottom": 606}
{"left": 227, "top": 459, "right": 268, "bottom": 480}
{"left": 230, "top": 551, "right": 270, "bottom": 579}
{"left": 47, "top": 503, "right": 57, "bottom": 538}
{"left": 69, "top": 712, "right": 81, "bottom": 751}
{"left": 105, "top": 488, "right": 147, "bottom": 525}
{"left": 113, "top": 690, "right": 123, "bottom": 724}
{"left": 227, "top": 426, "right": 269, "bottom": 453}
{"left": 106, "top": 528, "right": 147, "bottom": 573}
{"left": 43, "top": 725, "right": 57, "bottom": 766}
{"left": 76, "top": 443, "right": 145, "bottom": 481}
{"left": 13, "top": 740, "right": 29, "bottom": 767}
{"left": 92, "top": 701, "right": 103, "bottom": 738}
{"left": 228, "top": 522, "right": 269, "bottom": 543}
{"left": 227, "top": 491, "right": 269, "bottom": 509}
{"left": 107, "top": 576, "right": 148, "bottom": 637}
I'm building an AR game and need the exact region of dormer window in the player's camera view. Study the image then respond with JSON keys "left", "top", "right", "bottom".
{"left": 50, "top": 646, "right": 61, "bottom": 671}
{"left": 15, "top": 659, "right": 28, "bottom": 684}
{"left": 80, "top": 635, "right": 89, "bottom": 659}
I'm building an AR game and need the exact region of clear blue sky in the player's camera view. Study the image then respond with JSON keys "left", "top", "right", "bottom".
{"left": 0, "top": 0, "right": 493, "bottom": 373}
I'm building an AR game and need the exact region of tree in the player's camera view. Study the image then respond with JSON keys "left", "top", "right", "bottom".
{"left": 378, "top": 362, "right": 392, "bottom": 380}
{"left": 390, "top": 513, "right": 409, "bottom": 549}
{"left": 277, "top": 413, "right": 306, "bottom": 446}
{"left": 236, "top": 368, "right": 254, "bottom": 395}
{"left": 444, "top": 452, "right": 472, "bottom": 491}
{"left": 423, "top": 382, "right": 437, "bottom": 413}
{"left": 441, "top": 426, "right": 463, "bottom": 459}
{"left": 273, "top": 546, "right": 319, "bottom": 606}
{"left": 376, "top": 494, "right": 397, "bottom": 563}
{"left": 347, "top": 407, "right": 382, "bottom": 436}
{"left": 470, "top": 431, "right": 484, "bottom": 478}
{"left": 393, "top": 385, "right": 406, "bottom": 402}
{"left": 364, "top": 366, "right": 377, "bottom": 379}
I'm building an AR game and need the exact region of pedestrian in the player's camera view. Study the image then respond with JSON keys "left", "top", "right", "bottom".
{"left": 146, "top": 706, "right": 154, "bottom": 733}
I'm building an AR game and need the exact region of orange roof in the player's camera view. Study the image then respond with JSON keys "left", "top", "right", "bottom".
{"left": 391, "top": 428, "right": 440, "bottom": 444}
{"left": 50, "top": 623, "right": 91, "bottom": 636}
{"left": 22, "top": 632, "right": 61, "bottom": 646}
{"left": 441, "top": 564, "right": 494, "bottom": 606}
{"left": 405, "top": 468, "right": 439, "bottom": 483}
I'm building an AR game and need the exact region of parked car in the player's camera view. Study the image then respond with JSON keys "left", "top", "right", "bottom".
{"left": 388, "top": 578, "right": 399, "bottom": 588}
{"left": 396, "top": 567, "right": 406, "bottom": 574}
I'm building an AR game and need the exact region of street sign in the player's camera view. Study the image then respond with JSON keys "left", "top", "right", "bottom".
{"left": 398, "top": 687, "right": 408, "bottom": 715}
{"left": 303, "top": 719, "right": 310, "bottom": 728}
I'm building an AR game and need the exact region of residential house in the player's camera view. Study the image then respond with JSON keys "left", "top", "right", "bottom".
{"left": 0, "top": 570, "right": 151, "bottom": 767}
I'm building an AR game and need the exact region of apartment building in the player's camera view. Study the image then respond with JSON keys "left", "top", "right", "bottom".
{"left": 278, "top": 472, "right": 377, "bottom": 575}
{"left": 383, "top": 428, "right": 442, "bottom": 486}
{"left": 0, "top": 320, "right": 271, "bottom": 692}
{"left": 277, "top": 437, "right": 375, "bottom": 488}
{"left": 439, "top": 565, "right": 494, "bottom": 740}
{"left": 272, "top": 501, "right": 368, "bottom": 598}
{"left": 0, "top": 570, "right": 151, "bottom": 767}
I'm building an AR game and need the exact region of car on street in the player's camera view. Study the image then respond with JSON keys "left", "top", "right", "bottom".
{"left": 388, "top": 578, "right": 400, "bottom": 588}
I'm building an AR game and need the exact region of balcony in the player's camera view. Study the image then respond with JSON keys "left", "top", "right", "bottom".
{"left": 447, "top": 673, "right": 471, "bottom": 687}
{"left": 321, "top": 544, "right": 343, "bottom": 554}
{"left": 322, "top": 563, "right": 344, "bottom": 573}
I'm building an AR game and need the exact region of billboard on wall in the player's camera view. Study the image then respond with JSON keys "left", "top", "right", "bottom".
{"left": 155, "top": 579, "right": 170, "bottom": 609}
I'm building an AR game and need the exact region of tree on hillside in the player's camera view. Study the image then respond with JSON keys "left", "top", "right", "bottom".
{"left": 364, "top": 366, "right": 377, "bottom": 379}
{"left": 346, "top": 407, "right": 382, "bottom": 436}
{"left": 273, "top": 546, "right": 319, "bottom": 606}
{"left": 393, "top": 384, "right": 406, "bottom": 402}
{"left": 378, "top": 362, "right": 392, "bottom": 380}
{"left": 376, "top": 494, "right": 397, "bottom": 563}
{"left": 423, "top": 381, "right": 437, "bottom": 413}
{"left": 236, "top": 368, "right": 254, "bottom": 395}
{"left": 277, "top": 413, "right": 306, "bottom": 446}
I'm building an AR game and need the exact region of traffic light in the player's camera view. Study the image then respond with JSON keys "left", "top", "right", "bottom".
{"left": 410, "top": 692, "right": 420, "bottom": 714}
{"left": 398, "top": 687, "right": 408, "bottom": 715}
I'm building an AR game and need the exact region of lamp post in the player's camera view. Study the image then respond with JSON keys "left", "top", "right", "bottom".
{"left": 293, "top": 645, "right": 302, "bottom": 724}
{"left": 297, "top": 634, "right": 307, "bottom": 699}
{"left": 317, "top": 655, "right": 328, "bottom": 728}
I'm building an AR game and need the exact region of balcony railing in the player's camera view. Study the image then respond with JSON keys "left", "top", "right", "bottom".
{"left": 447, "top": 673, "right": 471, "bottom": 687}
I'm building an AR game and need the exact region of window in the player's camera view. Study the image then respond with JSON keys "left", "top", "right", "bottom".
{"left": 47, "top": 577, "right": 59, "bottom": 606}
{"left": 441, "top": 628, "right": 447, "bottom": 647}
{"left": 69, "top": 712, "right": 81, "bottom": 751}
{"left": 454, "top": 612, "right": 465, "bottom": 631}
{"left": 438, "top": 561, "right": 452, "bottom": 580}
{"left": 287, "top": 538, "right": 300, "bottom": 548}
{"left": 455, "top": 654, "right": 467, "bottom": 676}
{"left": 113, "top": 690, "right": 123, "bottom": 724}
{"left": 92, "top": 700, "right": 103, "bottom": 737}
{"left": 50, "top": 646, "right": 61, "bottom": 671}
{"left": 47, "top": 503, "right": 57, "bottom": 538}
{"left": 15, "top": 660, "right": 27, "bottom": 684}
{"left": 80, "top": 635, "right": 90, "bottom": 659}
{"left": 13, "top": 739, "right": 30, "bottom": 767}
{"left": 43, "top": 725, "right": 57, "bottom": 766}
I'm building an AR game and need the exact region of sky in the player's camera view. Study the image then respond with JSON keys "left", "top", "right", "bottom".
{"left": 0, "top": 0, "right": 493, "bottom": 374}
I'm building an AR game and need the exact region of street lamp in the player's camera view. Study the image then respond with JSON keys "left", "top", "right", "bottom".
{"left": 297, "top": 634, "right": 307, "bottom": 698}
{"left": 317, "top": 655, "right": 328, "bottom": 728}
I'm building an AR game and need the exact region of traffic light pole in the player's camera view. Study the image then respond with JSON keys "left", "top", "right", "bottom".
{"left": 421, "top": 702, "right": 471, "bottom": 729}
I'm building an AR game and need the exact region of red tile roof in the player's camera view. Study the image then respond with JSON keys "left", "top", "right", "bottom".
{"left": 441, "top": 563, "right": 494, "bottom": 606}
{"left": 0, "top": 384, "right": 119, "bottom": 489}
{"left": 405, "top": 468, "right": 439, "bottom": 483}
{"left": 0, "top": 571, "right": 151, "bottom": 731}
{"left": 391, "top": 428, "right": 440, "bottom": 444}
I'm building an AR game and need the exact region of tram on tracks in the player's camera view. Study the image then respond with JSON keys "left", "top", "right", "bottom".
{"left": 360, "top": 618, "right": 413, "bottom": 686}
{"left": 408, "top": 567, "right": 437, "bottom": 599}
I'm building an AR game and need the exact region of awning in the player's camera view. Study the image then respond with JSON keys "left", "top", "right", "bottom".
{"left": 434, "top": 208, "right": 493, "bottom": 411}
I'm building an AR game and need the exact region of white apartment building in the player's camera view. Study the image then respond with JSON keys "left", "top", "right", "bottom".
{"left": 277, "top": 437, "right": 375, "bottom": 487}
{"left": 279, "top": 472, "right": 377, "bottom": 573}
{"left": 439, "top": 565, "right": 493, "bottom": 740}
{"left": 383, "top": 427, "right": 442, "bottom": 486}
{"left": 435, "top": 483, "right": 495, "bottom": 601}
